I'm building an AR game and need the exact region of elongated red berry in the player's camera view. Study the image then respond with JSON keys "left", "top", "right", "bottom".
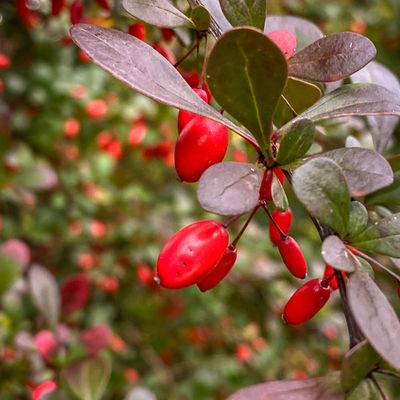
{"left": 277, "top": 236, "right": 307, "bottom": 279}
{"left": 156, "top": 220, "right": 229, "bottom": 289}
{"left": 128, "top": 23, "right": 146, "bottom": 41}
{"left": 283, "top": 278, "right": 331, "bottom": 325}
{"left": 323, "top": 264, "right": 347, "bottom": 291}
{"left": 259, "top": 167, "right": 285, "bottom": 201}
{"left": 70, "top": 0, "right": 84, "bottom": 24}
{"left": 178, "top": 88, "right": 210, "bottom": 133}
{"left": 0, "top": 54, "right": 10, "bottom": 69}
{"left": 51, "top": 0, "right": 65, "bottom": 16}
{"left": 269, "top": 208, "right": 292, "bottom": 245}
{"left": 174, "top": 116, "right": 229, "bottom": 182}
{"left": 267, "top": 29, "right": 297, "bottom": 60}
{"left": 197, "top": 245, "right": 237, "bottom": 292}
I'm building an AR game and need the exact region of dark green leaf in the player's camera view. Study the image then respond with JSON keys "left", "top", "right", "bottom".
{"left": 28, "top": 264, "right": 60, "bottom": 330}
{"left": 70, "top": 24, "right": 258, "bottom": 148}
{"left": 352, "top": 61, "right": 400, "bottom": 153}
{"left": 318, "top": 148, "right": 393, "bottom": 197}
{"left": 288, "top": 32, "right": 376, "bottom": 82}
{"left": 348, "top": 201, "right": 369, "bottom": 237}
{"left": 365, "top": 171, "right": 400, "bottom": 207}
{"left": 219, "top": 0, "right": 267, "bottom": 29}
{"left": 197, "top": 162, "right": 263, "bottom": 216}
{"left": 191, "top": 5, "right": 211, "bottom": 31}
{"left": 265, "top": 16, "right": 323, "bottom": 51}
{"left": 388, "top": 154, "right": 400, "bottom": 172}
{"left": 292, "top": 157, "right": 350, "bottom": 235}
{"left": 346, "top": 379, "right": 380, "bottom": 400}
{"left": 63, "top": 355, "right": 111, "bottom": 400}
{"left": 348, "top": 268, "right": 400, "bottom": 370}
{"left": 321, "top": 236, "right": 358, "bottom": 272}
{"left": 122, "top": 0, "right": 194, "bottom": 28}
{"left": 271, "top": 174, "right": 288, "bottom": 211}
{"left": 227, "top": 373, "right": 343, "bottom": 400}
{"left": 274, "top": 77, "right": 321, "bottom": 126}
{"left": 276, "top": 119, "right": 315, "bottom": 165}
{"left": 206, "top": 27, "right": 287, "bottom": 151}
{"left": 297, "top": 84, "right": 400, "bottom": 122}
{"left": 351, "top": 213, "right": 400, "bottom": 257}
{"left": 341, "top": 340, "right": 380, "bottom": 392}
{"left": 0, "top": 254, "right": 19, "bottom": 296}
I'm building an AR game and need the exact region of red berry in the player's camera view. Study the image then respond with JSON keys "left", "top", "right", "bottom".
{"left": 267, "top": 29, "right": 297, "bottom": 60}
{"left": 96, "top": 0, "right": 110, "bottom": 11}
{"left": 259, "top": 168, "right": 285, "bottom": 201}
{"left": 0, "top": 54, "right": 11, "bottom": 69}
{"left": 178, "top": 88, "right": 210, "bottom": 133}
{"left": 70, "top": 0, "right": 84, "bottom": 25}
{"left": 128, "top": 23, "right": 146, "bottom": 41}
{"left": 97, "top": 131, "right": 113, "bottom": 149}
{"left": 197, "top": 245, "right": 237, "bottom": 292}
{"left": 31, "top": 380, "right": 57, "bottom": 400}
{"left": 180, "top": 70, "right": 212, "bottom": 100}
{"left": 34, "top": 331, "right": 58, "bottom": 361}
{"left": 63, "top": 118, "right": 80, "bottom": 138}
{"left": 269, "top": 208, "right": 292, "bottom": 245}
{"left": 51, "top": 0, "right": 65, "bottom": 16}
{"left": 61, "top": 274, "right": 90, "bottom": 314}
{"left": 283, "top": 278, "right": 331, "bottom": 325}
{"left": 174, "top": 116, "right": 229, "bottom": 183}
{"left": 128, "top": 118, "right": 148, "bottom": 147}
{"left": 85, "top": 99, "right": 108, "bottom": 120}
{"left": 277, "top": 236, "right": 307, "bottom": 279}
{"left": 323, "top": 264, "right": 347, "bottom": 290}
{"left": 156, "top": 220, "right": 229, "bottom": 289}
{"left": 161, "top": 28, "right": 175, "bottom": 42}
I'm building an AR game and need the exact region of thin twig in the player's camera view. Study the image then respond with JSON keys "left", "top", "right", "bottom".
{"left": 370, "top": 374, "right": 388, "bottom": 400}
{"left": 231, "top": 206, "right": 260, "bottom": 247}
{"left": 374, "top": 369, "right": 400, "bottom": 381}
{"left": 260, "top": 201, "right": 288, "bottom": 240}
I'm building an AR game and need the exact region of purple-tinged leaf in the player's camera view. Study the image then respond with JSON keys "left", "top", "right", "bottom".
{"left": 70, "top": 24, "right": 258, "bottom": 149}
{"left": 321, "top": 236, "right": 358, "bottom": 272}
{"left": 197, "top": 162, "right": 263, "bottom": 216}
{"left": 350, "top": 213, "right": 400, "bottom": 257}
{"left": 122, "top": 0, "right": 194, "bottom": 28}
{"left": 206, "top": 27, "right": 288, "bottom": 151}
{"left": 264, "top": 16, "right": 323, "bottom": 51}
{"left": 348, "top": 268, "right": 400, "bottom": 370}
{"left": 219, "top": 0, "right": 267, "bottom": 30}
{"left": 297, "top": 83, "right": 400, "bottom": 122}
{"left": 288, "top": 32, "right": 376, "bottom": 82}
{"left": 352, "top": 61, "right": 400, "bottom": 153}
{"left": 345, "top": 136, "right": 362, "bottom": 148}
{"left": 28, "top": 264, "right": 60, "bottom": 330}
{"left": 292, "top": 157, "right": 350, "bottom": 236}
{"left": 227, "top": 373, "right": 343, "bottom": 400}
{"left": 318, "top": 148, "right": 394, "bottom": 197}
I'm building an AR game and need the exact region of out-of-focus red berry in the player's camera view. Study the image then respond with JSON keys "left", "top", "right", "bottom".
{"left": 51, "top": 0, "right": 66, "bottom": 16}
{"left": 124, "top": 368, "right": 140, "bottom": 384}
{"left": 61, "top": 274, "right": 90, "bottom": 314}
{"left": 63, "top": 118, "right": 80, "bottom": 138}
{"left": 85, "top": 99, "right": 108, "bottom": 120}
{"left": 78, "top": 252, "right": 97, "bottom": 270}
{"left": 80, "top": 324, "right": 112, "bottom": 355}
{"left": 70, "top": 0, "right": 84, "bottom": 25}
{"left": 96, "top": 0, "right": 111, "bottom": 11}
{"left": 109, "top": 335, "right": 127, "bottom": 353}
{"left": 161, "top": 28, "right": 175, "bottom": 42}
{"left": 97, "top": 276, "right": 120, "bottom": 294}
{"left": 128, "top": 23, "right": 146, "bottom": 41}
{"left": 235, "top": 343, "right": 252, "bottom": 363}
{"left": 233, "top": 149, "right": 247, "bottom": 163}
{"left": 0, "top": 54, "right": 11, "bottom": 69}
{"left": 89, "top": 220, "right": 107, "bottom": 238}
{"left": 129, "top": 118, "right": 148, "bottom": 147}
{"left": 34, "top": 331, "right": 58, "bottom": 361}
{"left": 31, "top": 380, "right": 57, "bottom": 400}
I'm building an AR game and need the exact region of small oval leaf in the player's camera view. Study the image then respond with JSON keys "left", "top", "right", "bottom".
{"left": 271, "top": 174, "right": 288, "bottom": 211}
{"left": 122, "top": 0, "right": 194, "bottom": 28}
{"left": 321, "top": 236, "right": 358, "bottom": 272}
{"left": 348, "top": 268, "right": 400, "bottom": 370}
{"left": 288, "top": 32, "right": 376, "bottom": 82}
{"left": 319, "top": 148, "right": 394, "bottom": 197}
{"left": 206, "top": 27, "right": 288, "bottom": 151}
{"left": 348, "top": 201, "right": 369, "bottom": 237}
{"left": 191, "top": 5, "right": 211, "bottom": 31}
{"left": 220, "top": 0, "right": 267, "bottom": 30}
{"left": 292, "top": 157, "right": 350, "bottom": 235}
{"left": 197, "top": 162, "right": 263, "bottom": 216}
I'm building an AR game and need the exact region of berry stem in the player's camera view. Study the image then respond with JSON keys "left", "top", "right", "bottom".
{"left": 223, "top": 214, "right": 243, "bottom": 228}
{"left": 174, "top": 35, "right": 202, "bottom": 68}
{"left": 369, "top": 374, "right": 388, "bottom": 400}
{"left": 231, "top": 206, "right": 260, "bottom": 247}
{"left": 321, "top": 273, "right": 335, "bottom": 288}
{"left": 198, "top": 34, "right": 208, "bottom": 90}
{"left": 260, "top": 202, "right": 288, "bottom": 241}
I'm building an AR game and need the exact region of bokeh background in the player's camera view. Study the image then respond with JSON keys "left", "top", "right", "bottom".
{"left": 0, "top": 0, "right": 399, "bottom": 399}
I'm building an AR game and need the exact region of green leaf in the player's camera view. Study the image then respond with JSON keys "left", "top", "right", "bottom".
{"left": 28, "top": 264, "right": 60, "bottom": 330}
{"left": 276, "top": 119, "right": 315, "bottom": 165}
{"left": 265, "top": 16, "right": 323, "bottom": 51}
{"left": 197, "top": 162, "right": 263, "bottom": 216}
{"left": 297, "top": 83, "right": 400, "bottom": 122}
{"left": 227, "top": 373, "right": 343, "bottom": 400}
{"left": 321, "top": 236, "right": 358, "bottom": 272}
{"left": 274, "top": 77, "right": 321, "bottom": 126}
{"left": 288, "top": 32, "right": 376, "bottom": 82}
{"left": 351, "top": 213, "right": 400, "bottom": 257}
{"left": 348, "top": 201, "right": 369, "bottom": 237}
{"left": 358, "top": 257, "right": 374, "bottom": 279}
{"left": 346, "top": 379, "right": 380, "bottom": 400}
{"left": 292, "top": 157, "right": 350, "bottom": 235}
{"left": 365, "top": 171, "right": 400, "bottom": 207}
{"left": 63, "top": 355, "right": 111, "bottom": 400}
{"left": 191, "top": 5, "right": 211, "bottom": 31}
{"left": 206, "top": 27, "right": 288, "bottom": 151}
{"left": 219, "top": 0, "right": 267, "bottom": 30}
{"left": 341, "top": 340, "right": 380, "bottom": 392}
{"left": 318, "top": 148, "right": 393, "bottom": 197}
{"left": 122, "top": 0, "right": 195, "bottom": 28}
{"left": 271, "top": 174, "right": 288, "bottom": 211}
{"left": 348, "top": 268, "right": 400, "bottom": 370}
{"left": 0, "top": 254, "right": 19, "bottom": 296}
{"left": 70, "top": 24, "right": 258, "bottom": 148}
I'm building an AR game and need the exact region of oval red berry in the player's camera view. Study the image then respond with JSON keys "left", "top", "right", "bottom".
{"left": 277, "top": 236, "right": 307, "bottom": 279}
{"left": 269, "top": 208, "right": 292, "bottom": 245}
{"left": 156, "top": 220, "right": 229, "bottom": 289}
{"left": 178, "top": 88, "right": 210, "bottom": 133}
{"left": 283, "top": 278, "right": 331, "bottom": 325}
